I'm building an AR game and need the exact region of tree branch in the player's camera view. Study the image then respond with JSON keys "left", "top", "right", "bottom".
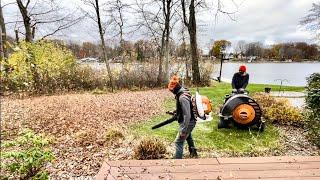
{"left": 181, "top": 0, "right": 189, "bottom": 26}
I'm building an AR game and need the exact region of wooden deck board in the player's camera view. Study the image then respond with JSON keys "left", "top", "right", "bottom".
{"left": 217, "top": 156, "right": 320, "bottom": 164}
{"left": 96, "top": 156, "right": 320, "bottom": 180}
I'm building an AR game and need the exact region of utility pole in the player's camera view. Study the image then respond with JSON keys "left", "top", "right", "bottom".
{"left": 218, "top": 53, "right": 223, "bottom": 82}
{"left": 218, "top": 49, "right": 229, "bottom": 82}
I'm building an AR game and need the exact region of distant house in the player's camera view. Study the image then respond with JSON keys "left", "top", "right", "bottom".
{"left": 236, "top": 52, "right": 245, "bottom": 59}
{"left": 78, "top": 57, "right": 99, "bottom": 63}
{"left": 225, "top": 53, "right": 234, "bottom": 60}
{"left": 248, "top": 56, "right": 258, "bottom": 62}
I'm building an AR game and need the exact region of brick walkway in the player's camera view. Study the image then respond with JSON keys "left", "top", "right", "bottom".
{"left": 96, "top": 156, "right": 320, "bottom": 180}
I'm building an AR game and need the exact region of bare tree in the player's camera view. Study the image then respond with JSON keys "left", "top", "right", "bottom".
{"left": 15, "top": 0, "right": 83, "bottom": 42}
{"left": 181, "top": 0, "right": 200, "bottom": 84}
{"left": 300, "top": 2, "right": 320, "bottom": 41}
{"left": 83, "top": 0, "right": 115, "bottom": 92}
{"left": 108, "top": 0, "right": 128, "bottom": 58}
{"left": 135, "top": 0, "right": 165, "bottom": 83}
{"left": 0, "top": 22, "right": 3, "bottom": 60}
{"left": 0, "top": 0, "right": 7, "bottom": 59}
{"left": 136, "top": 0, "right": 179, "bottom": 83}
{"left": 135, "top": 0, "right": 178, "bottom": 83}
{"left": 180, "top": 0, "right": 238, "bottom": 84}
{"left": 16, "top": 0, "right": 32, "bottom": 42}
{"left": 1, "top": 1, "right": 17, "bottom": 58}
{"left": 235, "top": 40, "right": 246, "bottom": 58}
{"left": 181, "top": 25, "right": 190, "bottom": 80}
{"left": 163, "top": 0, "right": 174, "bottom": 82}
{"left": 245, "top": 42, "right": 263, "bottom": 57}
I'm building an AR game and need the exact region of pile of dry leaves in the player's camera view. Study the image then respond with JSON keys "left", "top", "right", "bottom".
{"left": 1, "top": 89, "right": 171, "bottom": 179}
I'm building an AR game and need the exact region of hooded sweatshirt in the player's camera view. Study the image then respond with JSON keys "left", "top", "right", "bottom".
{"left": 175, "top": 87, "right": 196, "bottom": 133}
{"left": 232, "top": 72, "right": 249, "bottom": 89}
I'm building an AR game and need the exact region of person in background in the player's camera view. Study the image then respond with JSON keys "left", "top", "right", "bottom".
{"left": 232, "top": 65, "right": 249, "bottom": 93}
{"left": 168, "top": 75, "right": 198, "bottom": 159}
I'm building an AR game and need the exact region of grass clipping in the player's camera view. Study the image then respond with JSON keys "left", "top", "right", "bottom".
{"left": 253, "top": 93, "right": 303, "bottom": 126}
{"left": 133, "top": 137, "right": 167, "bottom": 160}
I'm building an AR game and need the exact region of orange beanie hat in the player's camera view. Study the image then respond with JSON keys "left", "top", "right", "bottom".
{"left": 168, "top": 75, "right": 180, "bottom": 91}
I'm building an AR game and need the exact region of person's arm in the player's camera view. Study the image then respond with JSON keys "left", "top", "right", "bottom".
{"left": 179, "top": 96, "right": 191, "bottom": 134}
{"left": 231, "top": 73, "right": 236, "bottom": 89}
{"left": 242, "top": 74, "right": 249, "bottom": 89}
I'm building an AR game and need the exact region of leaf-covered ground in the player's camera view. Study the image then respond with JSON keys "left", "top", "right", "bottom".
{"left": 1, "top": 83, "right": 317, "bottom": 179}
{"left": 1, "top": 90, "right": 171, "bottom": 179}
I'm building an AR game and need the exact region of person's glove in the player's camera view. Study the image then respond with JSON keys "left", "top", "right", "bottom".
{"left": 166, "top": 110, "right": 176, "bottom": 115}
{"left": 239, "top": 88, "right": 245, "bottom": 93}
{"left": 232, "top": 89, "right": 237, "bottom": 93}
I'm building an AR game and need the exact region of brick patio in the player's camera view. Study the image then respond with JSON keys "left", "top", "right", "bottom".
{"left": 96, "top": 156, "right": 320, "bottom": 179}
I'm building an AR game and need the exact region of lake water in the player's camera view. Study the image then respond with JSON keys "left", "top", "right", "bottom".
{"left": 82, "top": 61, "right": 320, "bottom": 87}
{"left": 214, "top": 62, "right": 320, "bottom": 87}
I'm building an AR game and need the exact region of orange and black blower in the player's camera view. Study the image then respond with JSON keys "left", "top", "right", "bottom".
{"left": 218, "top": 91, "right": 265, "bottom": 131}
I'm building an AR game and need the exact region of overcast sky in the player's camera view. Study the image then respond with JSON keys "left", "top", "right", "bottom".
{"left": 199, "top": 0, "right": 317, "bottom": 50}
{"left": 3, "top": 0, "right": 318, "bottom": 52}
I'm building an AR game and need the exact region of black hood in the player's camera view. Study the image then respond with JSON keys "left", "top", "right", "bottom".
{"left": 174, "top": 86, "right": 191, "bottom": 99}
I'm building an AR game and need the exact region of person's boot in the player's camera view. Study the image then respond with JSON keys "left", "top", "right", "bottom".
{"left": 189, "top": 147, "right": 198, "bottom": 158}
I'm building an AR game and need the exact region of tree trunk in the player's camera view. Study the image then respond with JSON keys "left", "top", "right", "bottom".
{"left": 0, "top": 25, "right": 4, "bottom": 60}
{"left": 0, "top": 3, "right": 8, "bottom": 59}
{"left": 157, "top": 29, "right": 166, "bottom": 84}
{"left": 16, "top": 0, "right": 33, "bottom": 42}
{"left": 118, "top": 0, "right": 124, "bottom": 62}
{"left": 188, "top": 0, "right": 200, "bottom": 84}
{"left": 182, "top": 41, "right": 188, "bottom": 79}
{"left": 164, "top": 27, "right": 169, "bottom": 82}
{"left": 164, "top": 0, "right": 171, "bottom": 82}
{"left": 15, "top": 30, "right": 19, "bottom": 43}
{"left": 32, "top": 26, "right": 35, "bottom": 39}
{"left": 94, "top": 0, "right": 115, "bottom": 92}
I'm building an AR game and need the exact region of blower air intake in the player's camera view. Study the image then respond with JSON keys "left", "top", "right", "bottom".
{"left": 218, "top": 92, "right": 265, "bottom": 131}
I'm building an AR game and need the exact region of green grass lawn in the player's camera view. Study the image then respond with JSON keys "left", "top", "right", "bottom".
{"left": 131, "top": 82, "right": 304, "bottom": 156}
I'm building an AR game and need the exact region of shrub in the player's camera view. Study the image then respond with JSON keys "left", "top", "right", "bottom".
{"left": 0, "top": 41, "right": 215, "bottom": 94}
{"left": 0, "top": 41, "right": 111, "bottom": 94}
{"left": 305, "top": 73, "right": 320, "bottom": 147}
{"left": 72, "top": 130, "right": 97, "bottom": 147}
{"left": 133, "top": 137, "right": 167, "bottom": 160}
{"left": 305, "top": 110, "right": 320, "bottom": 147}
{"left": 178, "top": 60, "right": 215, "bottom": 87}
{"left": 66, "top": 65, "right": 107, "bottom": 91}
{"left": 105, "top": 128, "right": 124, "bottom": 142}
{"left": 1, "top": 41, "right": 75, "bottom": 93}
{"left": 305, "top": 73, "right": 320, "bottom": 110}
{"left": 114, "top": 62, "right": 160, "bottom": 89}
{"left": 265, "top": 99, "right": 304, "bottom": 125}
{"left": 0, "top": 129, "right": 54, "bottom": 179}
{"left": 253, "top": 93, "right": 304, "bottom": 125}
{"left": 253, "top": 93, "right": 277, "bottom": 114}
{"left": 199, "top": 61, "right": 215, "bottom": 86}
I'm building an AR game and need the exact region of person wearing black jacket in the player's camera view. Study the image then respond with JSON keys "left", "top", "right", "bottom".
{"left": 232, "top": 65, "right": 249, "bottom": 93}
{"left": 168, "top": 75, "right": 198, "bottom": 159}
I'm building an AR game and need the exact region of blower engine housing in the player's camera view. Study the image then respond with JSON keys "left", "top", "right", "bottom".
{"left": 218, "top": 93, "right": 265, "bottom": 131}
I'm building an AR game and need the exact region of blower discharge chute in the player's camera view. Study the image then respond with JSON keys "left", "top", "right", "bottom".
{"left": 152, "top": 92, "right": 213, "bottom": 130}
{"left": 218, "top": 91, "right": 265, "bottom": 131}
